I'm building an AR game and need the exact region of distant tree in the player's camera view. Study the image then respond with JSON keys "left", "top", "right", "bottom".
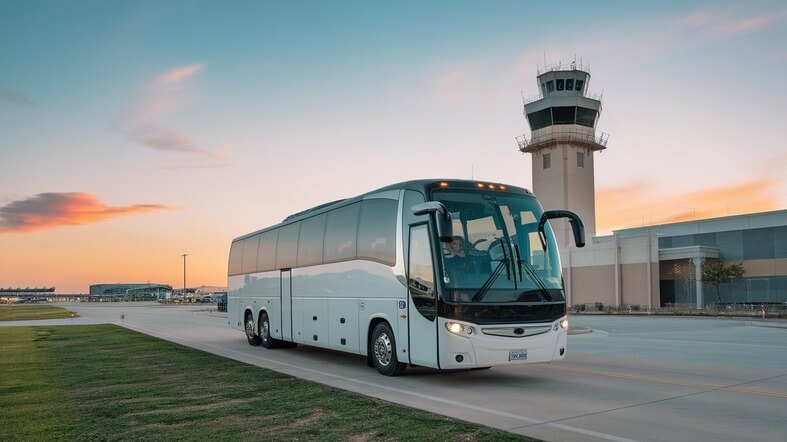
{"left": 702, "top": 258, "right": 745, "bottom": 304}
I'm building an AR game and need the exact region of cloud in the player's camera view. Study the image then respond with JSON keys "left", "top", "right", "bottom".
{"left": 152, "top": 63, "right": 205, "bottom": 87}
{"left": 716, "top": 10, "right": 787, "bottom": 36}
{"left": 596, "top": 178, "right": 780, "bottom": 233}
{"left": 0, "top": 89, "right": 34, "bottom": 105}
{"left": 0, "top": 193, "right": 173, "bottom": 233}
{"left": 116, "top": 63, "right": 231, "bottom": 166}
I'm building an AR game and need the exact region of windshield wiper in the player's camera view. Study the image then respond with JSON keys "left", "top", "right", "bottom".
{"left": 512, "top": 243, "right": 554, "bottom": 302}
{"left": 471, "top": 259, "right": 506, "bottom": 302}
{"left": 472, "top": 239, "right": 512, "bottom": 302}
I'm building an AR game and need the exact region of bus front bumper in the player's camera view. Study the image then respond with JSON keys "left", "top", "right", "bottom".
{"left": 438, "top": 317, "right": 567, "bottom": 369}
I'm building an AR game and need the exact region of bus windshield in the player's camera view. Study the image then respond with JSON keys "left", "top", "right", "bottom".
{"left": 432, "top": 190, "right": 564, "bottom": 304}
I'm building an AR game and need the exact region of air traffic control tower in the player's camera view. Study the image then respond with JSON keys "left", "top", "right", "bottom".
{"left": 517, "top": 62, "right": 609, "bottom": 248}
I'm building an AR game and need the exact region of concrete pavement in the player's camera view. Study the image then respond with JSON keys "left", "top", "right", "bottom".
{"left": 3, "top": 303, "right": 786, "bottom": 442}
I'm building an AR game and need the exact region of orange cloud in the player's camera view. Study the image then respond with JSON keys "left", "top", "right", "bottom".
{"left": 0, "top": 193, "right": 173, "bottom": 233}
{"left": 596, "top": 178, "right": 780, "bottom": 233}
{"left": 153, "top": 63, "right": 205, "bottom": 86}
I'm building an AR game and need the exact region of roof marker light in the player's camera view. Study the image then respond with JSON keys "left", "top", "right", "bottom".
{"left": 439, "top": 182, "right": 449, "bottom": 187}
{"left": 500, "top": 185, "right": 507, "bottom": 190}
{"left": 488, "top": 184, "right": 495, "bottom": 189}
{"left": 477, "top": 183, "right": 485, "bottom": 188}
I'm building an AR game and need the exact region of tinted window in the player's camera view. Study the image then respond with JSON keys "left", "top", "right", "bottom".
{"left": 358, "top": 199, "right": 398, "bottom": 266}
{"left": 552, "top": 106, "right": 576, "bottom": 124}
{"left": 257, "top": 230, "right": 278, "bottom": 271}
{"left": 324, "top": 203, "right": 360, "bottom": 262}
{"left": 527, "top": 108, "right": 552, "bottom": 130}
{"left": 556, "top": 79, "right": 564, "bottom": 91}
{"left": 743, "top": 227, "right": 774, "bottom": 260}
{"left": 543, "top": 153, "right": 551, "bottom": 169}
{"left": 576, "top": 152, "right": 584, "bottom": 168}
{"left": 575, "top": 79, "right": 584, "bottom": 91}
{"left": 276, "top": 223, "right": 300, "bottom": 269}
{"left": 228, "top": 240, "right": 243, "bottom": 275}
{"left": 575, "top": 107, "right": 597, "bottom": 127}
{"left": 409, "top": 224, "right": 436, "bottom": 321}
{"left": 546, "top": 80, "right": 554, "bottom": 92}
{"left": 297, "top": 214, "right": 326, "bottom": 267}
{"left": 241, "top": 235, "right": 260, "bottom": 274}
{"left": 566, "top": 79, "right": 574, "bottom": 90}
{"left": 775, "top": 226, "right": 787, "bottom": 259}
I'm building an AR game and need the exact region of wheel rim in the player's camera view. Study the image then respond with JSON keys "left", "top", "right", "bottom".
{"left": 374, "top": 332, "right": 393, "bottom": 367}
{"left": 261, "top": 318, "right": 270, "bottom": 342}
{"left": 245, "top": 317, "right": 255, "bottom": 339}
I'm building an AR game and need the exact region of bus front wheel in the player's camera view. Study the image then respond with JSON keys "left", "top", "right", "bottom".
{"left": 371, "top": 322, "right": 406, "bottom": 376}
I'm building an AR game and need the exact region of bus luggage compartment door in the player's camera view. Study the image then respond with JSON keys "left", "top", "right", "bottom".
{"left": 281, "top": 270, "right": 292, "bottom": 341}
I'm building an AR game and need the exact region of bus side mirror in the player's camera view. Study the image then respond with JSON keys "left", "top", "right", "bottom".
{"left": 538, "top": 210, "right": 585, "bottom": 248}
{"left": 412, "top": 202, "right": 453, "bottom": 242}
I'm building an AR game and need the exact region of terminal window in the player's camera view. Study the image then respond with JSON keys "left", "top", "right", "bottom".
{"left": 577, "top": 152, "right": 584, "bottom": 168}
{"left": 556, "top": 79, "right": 565, "bottom": 91}
{"left": 543, "top": 153, "right": 551, "bottom": 169}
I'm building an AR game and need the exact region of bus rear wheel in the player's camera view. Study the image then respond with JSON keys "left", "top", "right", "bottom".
{"left": 245, "top": 312, "right": 261, "bottom": 346}
{"left": 259, "top": 312, "right": 278, "bottom": 349}
{"left": 371, "top": 322, "right": 406, "bottom": 376}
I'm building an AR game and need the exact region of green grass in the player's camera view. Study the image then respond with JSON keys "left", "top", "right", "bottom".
{"left": 0, "top": 305, "right": 77, "bottom": 321}
{"left": 0, "top": 325, "right": 532, "bottom": 441}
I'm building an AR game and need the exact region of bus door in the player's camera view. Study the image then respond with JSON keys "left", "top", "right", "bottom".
{"left": 407, "top": 224, "right": 439, "bottom": 368}
{"left": 281, "top": 269, "right": 292, "bottom": 341}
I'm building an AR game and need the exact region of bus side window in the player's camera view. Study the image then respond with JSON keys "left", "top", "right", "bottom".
{"left": 358, "top": 199, "right": 397, "bottom": 266}
{"left": 228, "top": 240, "right": 243, "bottom": 276}
{"left": 323, "top": 203, "right": 360, "bottom": 263}
{"left": 241, "top": 234, "right": 261, "bottom": 274}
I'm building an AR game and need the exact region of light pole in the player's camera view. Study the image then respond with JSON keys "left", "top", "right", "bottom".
{"left": 182, "top": 253, "right": 188, "bottom": 301}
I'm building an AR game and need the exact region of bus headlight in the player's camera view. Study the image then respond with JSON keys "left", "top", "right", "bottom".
{"left": 560, "top": 319, "right": 569, "bottom": 329}
{"left": 446, "top": 322, "right": 475, "bottom": 335}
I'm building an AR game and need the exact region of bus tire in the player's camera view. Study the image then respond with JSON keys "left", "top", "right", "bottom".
{"left": 259, "top": 311, "right": 278, "bottom": 349}
{"left": 371, "top": 322, "right": 406, "bottom": 376}
{"left": 244, "top": 311, "right": 261, "bottom": 346}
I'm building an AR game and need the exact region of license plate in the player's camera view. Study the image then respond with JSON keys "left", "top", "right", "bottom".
{"left": 509, "top": 349, "right": 528, "bottom": 361}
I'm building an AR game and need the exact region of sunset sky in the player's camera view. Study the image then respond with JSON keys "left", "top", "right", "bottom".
{"left": 1, "top": 1, "right": 786, "bottom": 293}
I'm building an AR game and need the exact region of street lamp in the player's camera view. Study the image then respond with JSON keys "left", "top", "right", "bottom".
{"left": 182, "top": 253, "right": 188, "bottom": 301}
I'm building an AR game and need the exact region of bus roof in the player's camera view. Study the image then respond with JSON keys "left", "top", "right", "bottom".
{"left": 231, "top": 179, "right": 531, "bottom": 243}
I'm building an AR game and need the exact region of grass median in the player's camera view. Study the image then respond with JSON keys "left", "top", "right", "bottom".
{"left": 0, "top": 325, "right": 531, "bottom": 441}
{"left": 0, "top": 305, "right": 77, "bottom": 321}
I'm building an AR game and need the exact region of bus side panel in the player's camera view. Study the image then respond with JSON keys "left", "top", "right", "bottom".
{"left": 301, "top": 298, "right": 328, "bottom": 346}
{"left": 227, "top": 274, "right": 244, "bottom": 331}
{"left": 292, "top": 260, "right": 406, "bottom": 356}
{"left": 291, "top": 297, "right": 304, "bottom": 343}
{"left": 252, "top": 271, "right": 282, "bottom": 339}
{"left": 328, "top": 299, "right": 359, "bottom": 353}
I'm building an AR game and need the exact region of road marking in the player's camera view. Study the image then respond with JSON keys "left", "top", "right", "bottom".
{"left": 550, "top": 365, "right": 787, "bottom": 399}
{"left": 122, "top": 323, "right": 639, "bottom": 442}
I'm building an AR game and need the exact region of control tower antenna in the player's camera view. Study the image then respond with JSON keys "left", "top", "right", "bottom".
{"left": 515, "top": 60, "right": 610, "bottom": 248}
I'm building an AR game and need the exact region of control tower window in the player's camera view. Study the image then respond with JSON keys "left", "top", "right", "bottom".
{"left": 566, "top": 79, "right": 574, "bottom": 90}
{"left": 575, "top": 107, "right": 597, "bottom": 127}
{"left": 546, "top": 81, "right": 554, "bottom": 93}
{"left": 556, "top": 79, "right": 565, "bottom": 91}
{"left": 552, "top": 106, "right": 576, "bottom": 124}
{"left": 577, "top": 152, "right": 584, "bottom": 168}
{"left": 527, "top": 108, "right": 553, "bottom": 130}
{"left": 575, "top": 80, "right": 584, "bottom": 91}
{"left": 543, "top": 153, "right": 551, "bottom": 169}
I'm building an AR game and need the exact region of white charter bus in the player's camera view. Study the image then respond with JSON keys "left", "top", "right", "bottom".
{"left": 227, "top": 179, "right": 585, "bottom": 375}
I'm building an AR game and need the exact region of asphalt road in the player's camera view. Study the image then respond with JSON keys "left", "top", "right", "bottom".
{"left": 5, "top": 303, "right": 786, "bottom": 442}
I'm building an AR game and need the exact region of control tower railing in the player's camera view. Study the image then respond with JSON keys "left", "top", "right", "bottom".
{"left": 516, "top": 131, "right": 609, "bottom": 153}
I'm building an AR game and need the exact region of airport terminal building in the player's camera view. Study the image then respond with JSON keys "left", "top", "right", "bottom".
{"left": 518, "top": 63, "right": 786, "bottom": 308}
{"left": 564, "top": 210, "right": 787, "bottom": 308}
{"left": 88, "top": 284, "right": 172, "bottom": 302}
